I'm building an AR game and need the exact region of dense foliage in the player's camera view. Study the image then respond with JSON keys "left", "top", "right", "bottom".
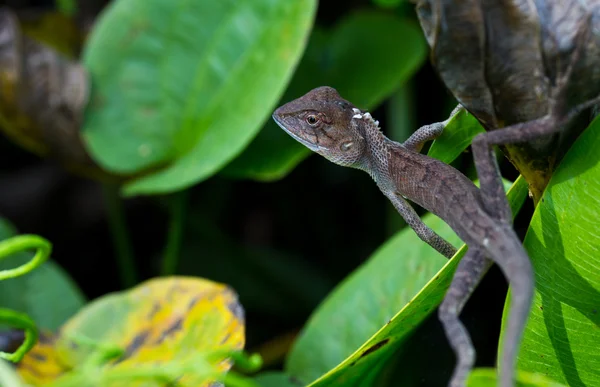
{"left": 0, "top": 0, "right": 598, "bottom": 386}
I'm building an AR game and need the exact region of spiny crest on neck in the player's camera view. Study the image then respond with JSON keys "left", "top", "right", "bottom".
{"left": 352, "top": 108, "right": 382, "bottom": 133}
{"left": 351, "top": 108, "right": 390, "bottom": 174}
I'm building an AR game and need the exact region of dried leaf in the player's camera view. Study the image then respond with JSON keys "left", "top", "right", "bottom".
{"left": 0, "top": 8, "right": 104, "bottom": 180}
{"left": 414, "top": 0, "right": 600, "bottom": 198}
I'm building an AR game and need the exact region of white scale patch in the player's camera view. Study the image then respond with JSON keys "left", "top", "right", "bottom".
{"left": 352, "top": 108, "right": 390, "bottom": 186}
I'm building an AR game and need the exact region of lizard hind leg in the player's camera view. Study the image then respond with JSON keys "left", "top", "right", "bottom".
{"left": 439, "top": 247, "right": 493, "bottom": 387}
{"left": 490, "top": 228, "right": 535, "bottom": 387}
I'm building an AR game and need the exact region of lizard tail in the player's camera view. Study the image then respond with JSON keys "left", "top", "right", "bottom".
{"left": 486, "top": 225, "right": 535, "bottom": 387}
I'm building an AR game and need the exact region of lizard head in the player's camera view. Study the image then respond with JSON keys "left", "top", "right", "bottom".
{"left": 272, "top": 86, "right": 367, "bottom": 167}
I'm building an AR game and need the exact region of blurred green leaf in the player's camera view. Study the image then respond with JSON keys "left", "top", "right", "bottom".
{"left": 254, "top": 372, "right": 302, "bottom": 387}
{"left": 0, "top": 220, "right": 17, "bottom": 241}
{"left": 222, "top": 11, "right": 428, "bottom": 181}
{"left": 81, "top": 0, "right": 316, "bottom": 196}
{"left": 0, "top": 219, "right": 85, "bottom": 332}
{"left": 286, "top": 177, "right": 528, "bottom": 386}
{"left": 0, "top": 259, "right": 86, "bottom": 332}
{"left": 502, "top": 116, "right": 600, "bottom": 386}
{"left": 427, "top": 108, "right": 485, "bottom": 164}
{"left": 372, "top": 0, "right": 405, "bottom": 8}
{"left": 0, "top": 359, "right": 25, "bottom": 387}
{"left": 55, "top": 0, "right": 77, "bottom": 16}
{"left": 467, "top": 368, "right": 567, "bottom": 387}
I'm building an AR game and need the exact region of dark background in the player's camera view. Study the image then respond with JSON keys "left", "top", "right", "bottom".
{"left": 0, "top": 0, "right": 531, "bottom": 385}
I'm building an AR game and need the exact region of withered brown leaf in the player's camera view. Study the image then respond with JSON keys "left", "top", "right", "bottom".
{"left": 0, "top": 8, "right": 102, "bottom": 178}
{"left": 414, "top": 0, "right": 600, "bottom": 199}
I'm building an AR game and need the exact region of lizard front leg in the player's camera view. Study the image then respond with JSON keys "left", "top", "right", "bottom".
{"left": 383, "top": 190, "right": 457, "bottom": 258}
{"left": 403, "top": 105, "right": 464, "bottom": 152}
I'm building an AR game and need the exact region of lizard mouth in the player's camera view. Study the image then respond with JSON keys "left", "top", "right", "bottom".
{"left": 272, "top": 114, "right": 328, "bottom": 152}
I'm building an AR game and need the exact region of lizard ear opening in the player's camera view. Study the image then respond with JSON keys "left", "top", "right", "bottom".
{"left": 340, "top": 141, "right": 354, "bottom": 151}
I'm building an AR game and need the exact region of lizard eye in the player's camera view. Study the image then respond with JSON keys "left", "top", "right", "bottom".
{"left": 306, "top": 115, "right": 319, "bottom": 126}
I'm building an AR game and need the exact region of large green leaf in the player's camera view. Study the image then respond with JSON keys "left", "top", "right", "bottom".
{"left": 467, "top": 368, "right": 567, "bottom": 387}
{"left": 254, "top": 372, "right": 302, "bottom": 387}
{"left": 221, "top": 11, "right": 428, "bottom": 181}
{"left": 0, "top": 259, "right": 86, "bottom": 332}
{"left": 0, "top": 218, "right": 85, "bottom": 332}
{"left": 503, "top": 117, "right": 600, "bottom": 386}
{"left": 285, "top": 177, "right": 528, "bottom": 385}
{"left": 285, "top": 214, "right": 460, "bottom": 385}
{"left": 81, "top": 0, "right": 316, "bottom": 195}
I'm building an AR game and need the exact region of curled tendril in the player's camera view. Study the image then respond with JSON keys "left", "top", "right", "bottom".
{"left": 0, "top": 235, "right": 52, "bottom": 281}
{"left": 0, "top": 234, "right": 52, "bottom": 362}
{"left": 0, "top": 309, "right": 38, "bottom": 362}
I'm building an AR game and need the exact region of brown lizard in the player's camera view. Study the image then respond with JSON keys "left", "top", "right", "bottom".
{"left": 273, "top": 86, "right": 532, "bottom": 387}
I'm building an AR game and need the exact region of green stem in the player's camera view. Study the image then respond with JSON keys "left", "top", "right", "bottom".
{"left": 386, "top": 81, "right": 415, "bottom": 236}
{"left": 102, "top": 184, "right": 137, "bottom": 288}
{"left": 160, "top": 190, "right": 189, "bottom": 276}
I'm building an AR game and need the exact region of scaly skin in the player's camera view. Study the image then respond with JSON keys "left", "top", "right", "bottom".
{"left": 273, "top": 86, "right": 533, "bottom": 387}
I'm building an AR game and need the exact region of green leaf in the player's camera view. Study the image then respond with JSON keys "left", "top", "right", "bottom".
{"left": 502, "top": 116, "right": 600, "bottom": 386}
{"left": 286, "top": 177, "right": 528, "bottom": 386}
{"left": 0, "top": 259, "right": 86, "bottom": 332}
{"left": 0, "top": 220, "right": 16, "bottom": 241}
{"left": 254, "top": 372, "right": 302, "bottom": 387}
{"left": 427, "top": 108, "right": 485, "bottom": 164}
{"left": 0, "top": 360, "right": 25, "bottom": 387}
{"left": 285, "top": 214, "right": 461, "bottom": 385}
{"left": 222, "top": 11, "right": 428, "bottom": 181}
{"left": 82, "top": 0, "right": 316, "bottom": 195}
{"left": 467, "top": 368, "right": 567, "bottom": 387}
{"left": 0, "top": 218, "right": 85, "bottom": 332}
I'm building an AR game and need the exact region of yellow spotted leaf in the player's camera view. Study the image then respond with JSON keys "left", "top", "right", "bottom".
{"left": 16, "top": 332, "right": 64, "bottom": 384}
{"left": 17, "top": 276, "right": 245, "bottom": 387}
